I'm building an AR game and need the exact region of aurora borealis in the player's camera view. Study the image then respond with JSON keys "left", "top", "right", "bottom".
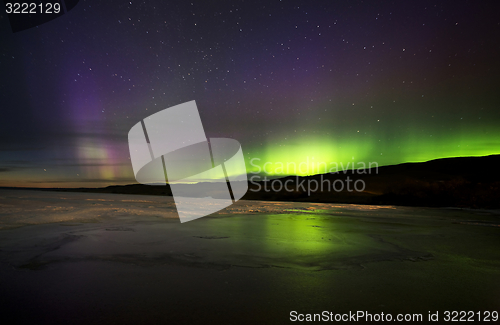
{"left": 0, "top": 0, "right": 499, "bottom": 186}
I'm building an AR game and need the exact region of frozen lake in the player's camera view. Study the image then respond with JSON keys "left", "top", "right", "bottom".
{"left": 0, "top": 189, "right": 499, "bottom": 324}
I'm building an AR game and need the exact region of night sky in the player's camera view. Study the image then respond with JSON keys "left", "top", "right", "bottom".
{"left": 0, "top": 0, "right": 499, "bottom": 187}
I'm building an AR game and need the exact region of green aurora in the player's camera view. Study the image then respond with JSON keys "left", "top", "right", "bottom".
{"left": 244, "top": 126, "right": 500, "bottom": 176}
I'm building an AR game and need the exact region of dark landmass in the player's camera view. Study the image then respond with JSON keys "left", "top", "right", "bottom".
{"left": 243, "top": 154, "right": 500, "bottom": 208}
{"left": 4, "top": 155, "right": 500, "bottom": 208}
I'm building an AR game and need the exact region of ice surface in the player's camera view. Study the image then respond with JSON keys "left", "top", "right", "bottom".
{"left": 1, "top": 189, "right": 500, "bottom": 324}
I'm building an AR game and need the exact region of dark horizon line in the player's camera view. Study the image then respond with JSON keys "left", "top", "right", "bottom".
{"left": 1, "top": 153, "right": 499, "bottom": 190}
